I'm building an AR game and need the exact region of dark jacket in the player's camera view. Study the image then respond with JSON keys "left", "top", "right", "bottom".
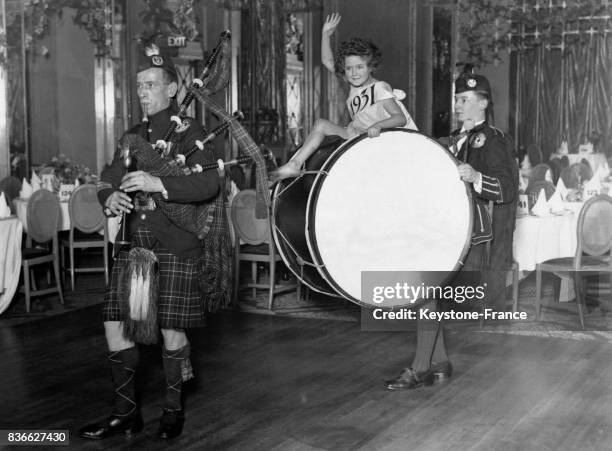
{"left": 457, "top": 122, "right": 518, "bottom": 253}
{"left": 97, "top": 105, "right": 220, "bottom": 258}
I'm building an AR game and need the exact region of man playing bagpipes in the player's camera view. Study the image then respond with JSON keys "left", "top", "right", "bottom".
{"left": 80, "top": 39, "right": 234, "bottom": 440}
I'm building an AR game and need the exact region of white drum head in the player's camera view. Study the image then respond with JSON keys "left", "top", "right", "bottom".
{"left": 306, "top": 129, "right": 472, "bottom": 304}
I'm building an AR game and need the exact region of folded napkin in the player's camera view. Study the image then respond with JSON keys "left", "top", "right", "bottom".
{"left": 544, "top": 169, "right": 553, "bottom": 183}
{"left": 520, "top": 154, "right": 531, "bottom": 170}
{"left": 31, "top": 169, "right": 42, "bottom": 188}
{"left": 19, "top": 178, "right": 33, "bottom": 199}
{"left": 0, "top": 192, "right": 11, "bottom": 218}
{"left": 531, "top": 188, "right": 550, "bottom": 216}
{"left": 555, "top": 177, "right": 568, "bottom": 201}
{"left": 558, "top": 141, "right": 569, "bottom": 155}
{"left": 548, "top": 188, "right": 565, "bottom": 214}
{"left": 593, "top": 165, "right": 609, "bottom": 182}
{"left": 518, "top": 173, "right": 528, "bottom": 193}
{"left": 41, "top": 173, "right": 55, "bottom": 191}
{"left": 31, "top": 176, "right": 41, "bottom": 193}
{"left": 74, "top": 178, "right": 80, "bottom": 188}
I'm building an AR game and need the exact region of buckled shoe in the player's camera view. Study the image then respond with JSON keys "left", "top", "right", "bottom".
{"left": 384, "top": 368, "right": 434, "bottom": 390}
{"left": 79, "top": 412, "right": 143, "bottom": 440}
{"left": 430, "top": 361, "right": 453, "bottom": 380}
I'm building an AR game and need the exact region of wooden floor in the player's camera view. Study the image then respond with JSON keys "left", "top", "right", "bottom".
{"left": 2, "top": 305, "right": 612, "bottom": 451}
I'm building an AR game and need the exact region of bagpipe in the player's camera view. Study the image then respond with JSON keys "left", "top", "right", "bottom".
{"left": 116, "top": 31, "right": 271, "bottom": 344}
{"left": 116, "top": 30, "right": 271, "bottom": 248}
{"left": 153, "top": 30, "right": 231, "bottom": 155}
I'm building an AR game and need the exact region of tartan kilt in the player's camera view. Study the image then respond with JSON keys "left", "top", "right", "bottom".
{"left": 103, "top": 227, "right": 205, "bottom": 329}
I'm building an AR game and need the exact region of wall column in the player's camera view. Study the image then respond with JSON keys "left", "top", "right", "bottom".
{"left": 0, "top": 0, "right": 9, "bottom": 178}
{"left": 94, "top": 56, "right": 116, "bottom": 174}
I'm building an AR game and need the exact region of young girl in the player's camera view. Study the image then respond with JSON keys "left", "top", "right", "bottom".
{"left": 271, "top": 13, "right": 417, "bottom": 182}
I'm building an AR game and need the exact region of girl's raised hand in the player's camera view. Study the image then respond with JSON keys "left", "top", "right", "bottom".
{"left": 322, "top": 12, "right": 341, "bottom": 36}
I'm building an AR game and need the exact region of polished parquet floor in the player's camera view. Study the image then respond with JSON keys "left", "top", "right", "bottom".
{"left": 2, "top": 299, "right": 612, "bottom": 451}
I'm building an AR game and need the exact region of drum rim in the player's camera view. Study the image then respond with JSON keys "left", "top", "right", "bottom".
{"left": 271, "top": 170, "right": 340, "bottom": 298}
{"left": 305, "top": 128, "right": 474, "bottom": 307}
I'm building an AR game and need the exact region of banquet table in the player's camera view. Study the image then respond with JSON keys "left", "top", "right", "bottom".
{"left": 513, "top": 206, "right": 581, "bottom": 272}
{"left": 0, "top": 216, "right": 23, "bottom": 314}
{"left": 513, "top": 203, "right": 585, "bottom": 303}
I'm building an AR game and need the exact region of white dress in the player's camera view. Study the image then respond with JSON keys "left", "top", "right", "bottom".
{"left": 345, "top": 80, "right": 417, "bottom": 137}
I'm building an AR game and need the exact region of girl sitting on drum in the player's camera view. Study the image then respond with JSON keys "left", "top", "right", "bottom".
{"left": 270, "top": 13, "right": 417, "bottom": 182}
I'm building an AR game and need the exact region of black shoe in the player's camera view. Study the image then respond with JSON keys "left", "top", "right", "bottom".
{"left": 430, "top": 361, "right": 453, "bottom": 380}
{"left": 384, "top": 368, "right": 434, "bottom": 390}
{"left": 79, "top": 412, "right": 143, "bottom": 440}
{"left": 158, "top": 409, "right": 184, "bottom": 440}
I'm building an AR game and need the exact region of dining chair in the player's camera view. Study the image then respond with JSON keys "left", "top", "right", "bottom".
{"left": 528, "top": 163, "right": 553, "bottom": 186}
{"left": 576, "top": 161, "right": 593, "bottom": 183}
{"left": 560, "top": 164, "right": 581, "bottom": 189}
{"left": 230, "top": 189, "right": 297, "bottom": 310}
{"left": 60, "top": 184, "right": 109, "bottom": 291}
{"left": 526, "top": 180, "right": 556, "bottom": 202}
{"left": 548, "top": 159, "right": 563, "bottom": 185}
{"left": 21, "top": 189, "right": 64, "bottom": 312}
{"left": 526, "top": 143, "right": 543, "bottom": 166}
{"left": 535, "top": 194, "right": 612, "bottom": 329}
{"left": 0, "top": 176, "right": 21, "bottom": 213}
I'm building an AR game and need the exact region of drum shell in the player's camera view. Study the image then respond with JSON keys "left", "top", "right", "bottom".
{"left": 272, "top": 136, "right": 344, "bottom": 297}
{"left": 273, "top": 129, "right": 473, "bottom": 307}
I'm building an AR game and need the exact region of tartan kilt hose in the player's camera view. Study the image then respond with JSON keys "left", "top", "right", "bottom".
{"left": 103, "top": 227, "right": 206, "bottom": 328}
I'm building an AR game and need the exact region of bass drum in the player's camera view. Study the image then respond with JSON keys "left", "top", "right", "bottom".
{"left": 272, "top": 129, "right": 473, "bottom": 307}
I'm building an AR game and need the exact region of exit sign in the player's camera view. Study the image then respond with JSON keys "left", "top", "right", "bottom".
{"left": 167, "top": 35, "right": 187, "bottom": 47}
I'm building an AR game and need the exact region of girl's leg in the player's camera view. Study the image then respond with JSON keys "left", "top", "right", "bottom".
{"left": 271, "top": 119, "right": 348, "bottom": 181}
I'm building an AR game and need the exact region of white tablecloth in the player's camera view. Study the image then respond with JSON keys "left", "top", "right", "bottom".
{"left": 513, "top": 211, "right": 579, "bottom": 272}
{"left": 513, "top": 205, "right": 585, "bottom": 303}
{"left": 0, "top": 216, "right": 23, "bottom": 315}
{"left": 550, "top": 153, "right": 607, "bottom": 172}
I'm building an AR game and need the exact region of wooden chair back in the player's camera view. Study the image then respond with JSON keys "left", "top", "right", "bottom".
{"left": 529, "top": 163, "right": 552, "bottom": 185}
{"left": 526, "top": 180, "right": 555, "bottom": 201}
{"left": 230, "top": 189, "right": 271, "bottom": 246}
{"left": 526, "top": 143, "right": 543, "bottom": 166}
{"left": 69, "top": 184, "right": 105, "bottom": 233}
{"left": 576, "top": 195, "right": 612, "bottom": 258}
{"left": 26, "top": 190, "right": 60, "bottom": 243}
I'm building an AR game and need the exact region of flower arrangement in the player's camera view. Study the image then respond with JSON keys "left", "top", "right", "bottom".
{"left": 43, "top": 154, "right": 98, "bottom": 188}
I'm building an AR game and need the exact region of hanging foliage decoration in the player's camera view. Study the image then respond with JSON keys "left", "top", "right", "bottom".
{"left": 138, "top": 0, "right": 199, "bottom": 44}
{"left": 1, "top": 0, "right": 115, "bottom": 63}
{"left": 430, "top": 0, "right": 611, "bottom": 65}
